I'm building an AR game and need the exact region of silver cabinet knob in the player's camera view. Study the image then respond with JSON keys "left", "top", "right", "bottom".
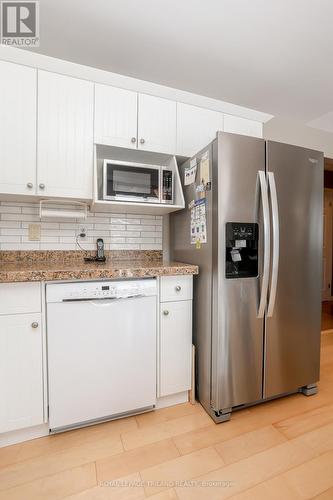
{"left": 163, "top": 310, "right": 169, "bottom": 316}
{"left": 31, "top": 322, "right": 39, "bottom": 328}
{"left": 131, "top": 137, "right": 137, "bottom": 143}
{"left": 140, "top": 138, "right": 145, "bottom": 144}
{"left": 39, "top": 183, "right": 45, "bottom": 190}
{"left": 26, "top": 182, "right": 33, "bottom": 189}
{"left": 175, "top": 285, "right": 182, "bottom": 292}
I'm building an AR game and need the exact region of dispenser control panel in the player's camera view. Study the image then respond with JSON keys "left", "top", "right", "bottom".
{"left": 226, "top": 223, "right": 258, "bottom": 241}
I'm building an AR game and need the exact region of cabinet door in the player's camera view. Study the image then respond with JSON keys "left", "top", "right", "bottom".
{"left": 138, "top": 94, "right": 176, "bottom": 154}
{"left": 0, "top": 61, "right": 36, "bottom": 195}
{"left": 223, "top": 114, "right": 263, "bottom": 138}
{"left": 37, "top": 71, "right": 94, "bottom": 199}
{"left": 159, "top": 300, "right": 192, "bottom": 397}
{"left": 94, "top": 84, "right": 138, "bottom": 149}
{"left": 177, "top": 103, "right": 224, "bottom": 157}
{"left": 0, "top": 313, "right": 43, "bottom": 433}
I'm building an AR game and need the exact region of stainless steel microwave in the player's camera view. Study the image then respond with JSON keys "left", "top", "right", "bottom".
{"left": 103, "top": 159, "right": 174, "bottom": 204}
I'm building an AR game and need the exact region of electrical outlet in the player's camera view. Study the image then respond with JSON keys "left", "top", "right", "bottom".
{"left": 28, "top": 223, "right": 41, "bottom": 241}
{"left": 77, "top": 225, "right": 87, "bottom": 238}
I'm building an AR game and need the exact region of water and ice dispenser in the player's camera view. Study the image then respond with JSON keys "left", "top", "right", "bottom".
{"left": 225, "top": 223, "right": 259, "bottom": 279}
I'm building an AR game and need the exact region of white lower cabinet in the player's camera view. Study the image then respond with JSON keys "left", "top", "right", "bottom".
{"left": 0, "top": 276, "right": 194, "bottom": 444}
{"left": 159, "top": 276, "right": 193, "bottom": 398}
{"left": 0, "top": 282, "right": 44, "bottom": 435}
{"left": 0, "top": 312, "right": 44, "bottom": 434}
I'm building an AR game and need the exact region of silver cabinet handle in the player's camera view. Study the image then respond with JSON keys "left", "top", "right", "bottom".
{"left": 267, "top": 172, "right": 279, "bottom": 317}
{"left": 258, "top": 170, "right": 270, "bottom": 318}
{"left": 140, "top": 138, "right": 145, "bottom": 144}
{"left": 175, "top": 285, "right": 182, "bottom": 292}
{"left": 39, "top": 183, "right": 45, "bottom": 190}
{"left": 163, "top": 310, "right": 169, "bottom": 316}
{"left": 131, "top": 137, "right": 136, "bottom": 143}
{"left": 26, "top": 182, "right": 33, "bottom": 189}
{"left": 31, "top": 322, "right": 39, "bottom": 328}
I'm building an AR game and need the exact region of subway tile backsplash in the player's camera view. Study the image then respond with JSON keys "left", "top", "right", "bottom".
{"left": 0, "top": 202, "right": 163, "bottom": 251}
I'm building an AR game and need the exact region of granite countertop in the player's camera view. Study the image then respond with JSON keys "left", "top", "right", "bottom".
{"left": 0, "top": 251, "right": 199, "bottom": 283}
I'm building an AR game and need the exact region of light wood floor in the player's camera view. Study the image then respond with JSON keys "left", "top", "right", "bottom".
{"left": 1, "top": 333, "right": 333, "bottom": 500}
{"left": 322, "top": 301, "right": 333, "bottom": 331}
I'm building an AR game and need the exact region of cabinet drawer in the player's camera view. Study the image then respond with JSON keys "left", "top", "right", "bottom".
{"left": 160, "top": 276, "right": 193, "bottom": 302}
{"left": 0, "top": 282, "right": 41, "bottom": 315}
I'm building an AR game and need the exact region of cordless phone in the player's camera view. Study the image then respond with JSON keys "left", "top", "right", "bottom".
{"left": 96, "top": 238, "right": 106, "bottom": 261}
{"left": 84, "top": 238, "right": 106, "bottom": 262}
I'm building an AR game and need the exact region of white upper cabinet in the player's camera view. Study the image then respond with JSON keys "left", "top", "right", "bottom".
{"left": 0, "top": 61, "right": 36, "bottom": 195}
{"left": 94, "top": 88, "right": 177, "bottom": 155}
{"left": 94, "top": 84, "right": 138, "bottom": 149}
{"left": 177, "top": 103, "right": 224, "bottom": 157}
{"left": 37, "top": 71, "right": 94, "bottom": 199}
{"left": 223, "top": 114, "right": 263, "bottom": 138}
{"left": 138, "top": 94, "right": 177, "bottom": 154}
{"left": 0, "top": 58, "right": 266, "bottom": 202}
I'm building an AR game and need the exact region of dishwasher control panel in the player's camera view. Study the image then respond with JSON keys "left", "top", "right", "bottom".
{"left": 46, "top": 279, "right": 157, "bottom": 303}
{"left": 68, "top": 284, "right": 118, "bottom": 300}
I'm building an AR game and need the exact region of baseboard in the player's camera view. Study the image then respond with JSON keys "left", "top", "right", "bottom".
{"left": 0, "top": 424, "right": 49, "bottom": 448}
{"left": 156, "top": 391, "right": 189, "bottom": 409}
{"left": 1, "top": 394, "right": 190, "bottom": 447}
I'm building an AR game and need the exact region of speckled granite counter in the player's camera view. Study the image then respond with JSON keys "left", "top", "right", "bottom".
{"left": 0, "top": 251, "right": 198, "bottom": 283}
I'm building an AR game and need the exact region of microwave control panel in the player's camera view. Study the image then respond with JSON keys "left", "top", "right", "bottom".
{"left": 162, "top": 169, "right": 173, "bottom": 203}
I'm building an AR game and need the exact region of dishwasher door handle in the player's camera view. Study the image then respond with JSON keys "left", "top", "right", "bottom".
{"left": 62, "top": 295, "right": 146, "bottom": 303}
{"left": 90, "top": 295, "right": 147, "bottom": 306}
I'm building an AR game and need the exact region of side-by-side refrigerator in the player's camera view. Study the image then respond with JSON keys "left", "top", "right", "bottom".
{"left": 171, "top": 132, "right": 323, "bottom": 422}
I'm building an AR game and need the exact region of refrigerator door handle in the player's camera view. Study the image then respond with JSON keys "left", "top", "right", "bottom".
{"left": 267, "top": 171, "right": 280, "bottom": 317}
{"left": 258, "top": 170, "right": 270, "bottom": 318}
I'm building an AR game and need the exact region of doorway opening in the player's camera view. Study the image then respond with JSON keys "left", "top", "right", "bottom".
{"left": 322, "top": 158, "right": 333, "bottom": 331}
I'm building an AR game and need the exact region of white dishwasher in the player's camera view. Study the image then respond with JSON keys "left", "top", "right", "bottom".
{"left": 46, "top": 279, "right": 157, "bottom": 432}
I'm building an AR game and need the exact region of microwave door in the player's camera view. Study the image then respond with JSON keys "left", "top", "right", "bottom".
{"left": 104, "top": 163, "right": 160, "bottom": 202}
{"left": 113, "top": 169, "right": 154, "bottom": 200}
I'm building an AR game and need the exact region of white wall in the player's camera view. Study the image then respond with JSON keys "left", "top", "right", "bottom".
{"left": 264, "top": 117, "right": 333, "bottom": 158}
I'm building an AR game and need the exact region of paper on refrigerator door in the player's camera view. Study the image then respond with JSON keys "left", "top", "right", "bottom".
{"left": 199, "top": 151, "right": 210, "bottom": 186}
{"left": 235, "top": 240, "right": 246, "bottom": 248}
{"left": 231, "top": 249, "right": 242, "bottom": 262}
{"left": 185, "top": 158, "right": 197, "bottom": 185}
{"left": 191, "top": 198, "right": 207, "bottom": 245}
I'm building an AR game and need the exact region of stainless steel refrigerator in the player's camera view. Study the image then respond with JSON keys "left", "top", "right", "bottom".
{"left": 171, "top": 132, "right": 323, "bottom": 423}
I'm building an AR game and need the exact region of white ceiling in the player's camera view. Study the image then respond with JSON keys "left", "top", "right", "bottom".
{"left": 27, "top": 0, "right": 333, "bottom": 128}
